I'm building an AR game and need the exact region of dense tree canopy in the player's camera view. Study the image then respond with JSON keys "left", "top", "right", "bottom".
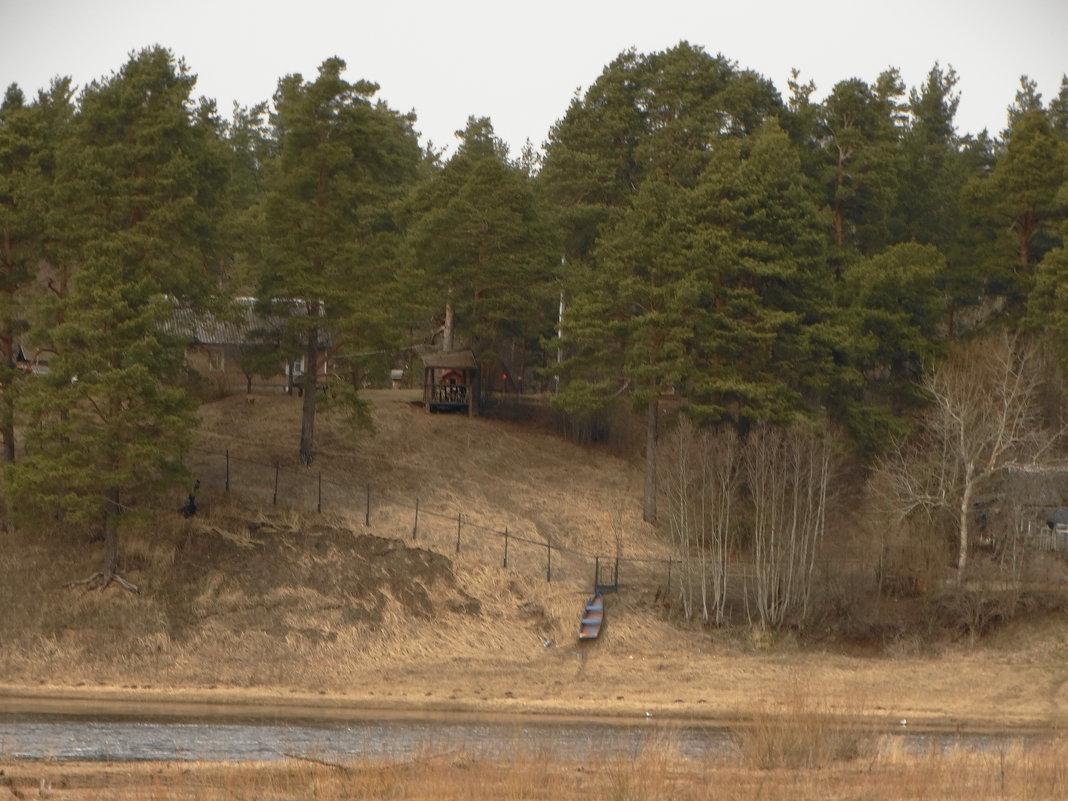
{"left": 3, "top": 47, "right": 223, "bottom": 588}
{"left": 255, "top": 57, "right": 422, "bottom": 464}
{"left": 398, "top": 117, "right": 559, "bottom": 386}
{"left": 1, "top": 40, "right": 1066, "bottom": 588}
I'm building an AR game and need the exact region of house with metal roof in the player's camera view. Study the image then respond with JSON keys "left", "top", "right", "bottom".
{"left": 163, "top": 299, "right": 331, "bottom": 394}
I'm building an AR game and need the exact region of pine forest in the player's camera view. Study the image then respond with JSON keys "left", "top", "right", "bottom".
{"left": 3, "top": 41, "right": 1068, "bottom": 638}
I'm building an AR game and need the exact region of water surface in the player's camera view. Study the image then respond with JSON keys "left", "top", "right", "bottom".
{"left": 0, "top": 709, "right": 1042, "bottom": 764}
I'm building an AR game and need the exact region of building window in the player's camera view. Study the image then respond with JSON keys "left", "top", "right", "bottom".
{"left": 208, "top": 348, "right": 225, "bottom": 372}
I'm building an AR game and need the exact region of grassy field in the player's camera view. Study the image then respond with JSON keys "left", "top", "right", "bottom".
{"left": 4, "top": 729, "right": 1068, "bottom": 800}
{"left": 4, "top": 389, "right": 1068, "bottom": 797}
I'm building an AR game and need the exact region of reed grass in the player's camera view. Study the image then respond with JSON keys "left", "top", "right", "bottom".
{"left": 4, "top": 730, "right": 1068, "bottom": 800}
{"left": 732, "top": 680, "right": 875, "bottom": 769}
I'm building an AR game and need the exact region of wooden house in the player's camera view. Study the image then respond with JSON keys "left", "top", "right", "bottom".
{"left": 421, "top": 351, "right": 479, "bottom": 416}
{"left": 1041, "top": 507, "right": 1068, "bottom": 552}
{"left": 978, "top": 466, "right": 1068, "bottom": 554}
{"left": 14, "top": 340, "right": 47, "bottom": 374}
{"left": 163, "top": 299, "right": 331, "bottom": 394}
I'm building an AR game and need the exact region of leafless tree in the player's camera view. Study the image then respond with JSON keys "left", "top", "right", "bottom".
{"left": 744, "top": 422, "right": 833, "bottom": 630}
{"left": 661, "top": 417, "right": 739, "bottom": 625}
{"left": 661, "top": 418, "right": 835, "bottom": 630}
{"left": 875, "top": 332, "right": 1058, "bottom": 580}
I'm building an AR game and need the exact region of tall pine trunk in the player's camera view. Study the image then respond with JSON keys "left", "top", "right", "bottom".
{"left": 299, "top": 327, "right": 318, "bottom": 466}
{"left": 1, "top": 317, "right": 15, "bottom": 463}
{"left": 442, "top": 300, "right": 455, "bottom": 353}
{"left": 0, "top": 393, "right": 13, "bottom": 464}
{"left": 643, "top": 397, "right": 658, "bottom": 523}
{"left": 102, "top": 487, "right": 121, "bottom": 580}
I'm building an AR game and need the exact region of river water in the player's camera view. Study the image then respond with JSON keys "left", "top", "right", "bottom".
{"left": 0, "top": 708, "right": 1041, "bottom": 765}
{"left": 0, "top": 710, "right": 740, "bottom": 763}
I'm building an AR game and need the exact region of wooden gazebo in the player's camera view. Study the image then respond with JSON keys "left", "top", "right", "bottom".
{"left": 421, "top": 351, "right": 479, "bottom": 416}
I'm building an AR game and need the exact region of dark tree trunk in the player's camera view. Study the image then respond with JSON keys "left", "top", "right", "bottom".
{"left": 102, "top": 487, "right": 121, "bottom": 580}
{"left": 299, "top": 328, "right": 318, "bottom": 466}
{"left": 643, "top": 397, "right": 658, "bottom": 524}
{"left": 1, "top": 399, "right": 13, "bottom": 463}
{"left": 71, "top": 487, "right": 139, "bottom": 592}
{"left": 442, "top": 301, "right": 454, "bottom": 353}
{"left": 1, "top": 324, "right": 15, "bottom": 463}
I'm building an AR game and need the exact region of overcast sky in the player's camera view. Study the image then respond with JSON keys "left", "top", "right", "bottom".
{"left": 3, "top": 0, "right": 1066, "bottom": 157}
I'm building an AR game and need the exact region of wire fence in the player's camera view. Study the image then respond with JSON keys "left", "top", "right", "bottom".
{"left": 182, "top": 446, "right": 651, "bottom": 594}
{"left": 181, "top": 445, "right": 885, "bottom": 612}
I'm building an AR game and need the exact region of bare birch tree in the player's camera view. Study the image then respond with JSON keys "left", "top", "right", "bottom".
{"left": 661, "top": 418, "right": 739, "bottom": 625}
{"left": 876, "top": 332, "right": 1055, "bottom": 580}
{"left": 745, "top": 422, "right": 833, "bottom": 630}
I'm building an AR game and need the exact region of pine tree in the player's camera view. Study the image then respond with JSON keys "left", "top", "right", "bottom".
{"left": 895, "top": 64, "right": 967, "bottom": 250}
{"left": 943, "top": 130, "right": 998, "bottom": 337}
{"left": 585, "top": 177, "right": 705, "bottom": 521}
{"left": 1050, "top": 76, "right": 1068, "bottom": 140}
{"left": 540, "top": 42, "right": 782, "bottom": 267}
{"left": 968, "top": 103, "right": 1067, "bottom": 311}
{"left": 1026, "top": 222, "right": 1068, "bottom": 369}
{"left": 5, "top": 47, "right": 223, "bottom": 591}
{"left": 257, "top": 57, "right": 421, "bottom": 465}
{"left": 0, "top": 84, "right": 37, "bottom": 466}
{"left": 837, "top": 242, "right": 948, "bottom": 454}
{"left": 818, "top": 72, "right": 905, "bottom": 261}
{"left": 541, "top": 43, "right": 784, "bottom": 522}
{"left": 399, "top": 116, "right": 559, "bottom": 391}
{"left": 555, "top": 122, "right": 832, "bottom": 520}
{"left": 686, "top": 122, "right": 833, "bottom": 427}
{"left": 0, "top": 79, "right": 74, "bottom": 469}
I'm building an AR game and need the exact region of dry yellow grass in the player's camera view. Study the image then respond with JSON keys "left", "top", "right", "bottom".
{"left": 4, "top": 388, "right": 1068, "bottom": 735}
{"left": 4, "top": 733, "right": 1068, "bottom": 800}
{"left": 192, "top": 390, "right": 653, "bottom": 558}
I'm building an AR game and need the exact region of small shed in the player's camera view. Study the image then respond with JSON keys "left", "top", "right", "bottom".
{"left": 421, "top": 351, "right": 478, "bottom": 416}
{"left": 1047, "top": 508, "right": 1068, "bottom": 552}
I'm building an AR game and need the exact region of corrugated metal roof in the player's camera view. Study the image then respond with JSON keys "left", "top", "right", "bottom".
{"left": 162, "top": 299, "right": 323, "bottom": 345}
{"left": 420, "top": 350, "right": 478, "bottom": 370}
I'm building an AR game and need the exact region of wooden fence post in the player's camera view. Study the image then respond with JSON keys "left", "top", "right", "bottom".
{"left": 317, "top": 471, "right": 322, "bottom": 513}
{"left": 412, "top": 498, "right": 419, "bottom": 540}
{"left": 365, "top": 483, "right": 371, "bottom": 526}
{"left": 225, "top": 449, "right": 230, "bottom": 493}
{"left": 594, "top": 556, "right": 600, "bottom": 591}
{"left": 455, "top": 512, "right": 462, "bottom": 553}
{"left": 272, "top": 462, "right": 279, "bottom": 506}
{"left": 503, "top": 527, "right": 509, "bottom": 568}
{"left": 546, "top": 541, "right": 552, "bottom": 583}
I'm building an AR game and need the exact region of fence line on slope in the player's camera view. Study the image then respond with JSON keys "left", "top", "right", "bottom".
{"left": 182, "top": 445, "right": 880, "bottom": 616}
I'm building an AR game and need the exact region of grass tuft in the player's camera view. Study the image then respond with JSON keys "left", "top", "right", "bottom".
{"left": 733, "top": 680, "right": 875, "bottom": 769}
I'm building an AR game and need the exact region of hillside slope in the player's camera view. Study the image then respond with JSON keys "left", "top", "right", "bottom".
{"left": 4, "top": 390, "right": 1068, "bottom": 728}
{"left": 192, "top": 390, "right": 656, "bottom": 559}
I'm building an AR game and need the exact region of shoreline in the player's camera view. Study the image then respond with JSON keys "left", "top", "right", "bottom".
{"left": 0, "top": 682, "right": 1055, "bottom": 735}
